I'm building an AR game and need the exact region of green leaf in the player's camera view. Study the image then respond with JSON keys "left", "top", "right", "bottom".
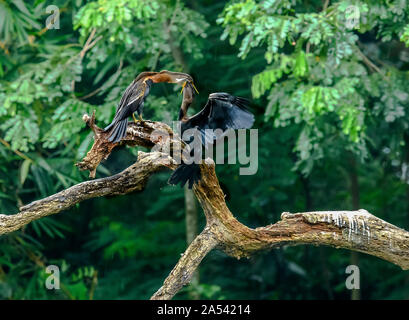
{"left": 293, "top": 50, "right": 308, "bottom": 78}
{"left": 19, "top": 159, "right": 31, "bottom": 185}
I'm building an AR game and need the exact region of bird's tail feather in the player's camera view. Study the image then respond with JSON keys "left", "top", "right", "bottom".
{"left": 105, "top": 119, "right": 128, "bottom": 143}
{"left": 104, "top": 121, "right": 115, "bottom": 132}
{"left": 168, "top": 163, "right": 201, "bottom": 189}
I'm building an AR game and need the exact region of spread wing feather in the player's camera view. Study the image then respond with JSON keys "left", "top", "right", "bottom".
{"left": 170, "top": 93, "right": 255, "bottom": 188}
{"left": 181, "top": 94, "right": 254, "bottom": 147}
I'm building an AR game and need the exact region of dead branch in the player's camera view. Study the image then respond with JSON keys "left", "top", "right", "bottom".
{"left": 151, "top": 227, "right": 219, "bottom": 300}
{"left": 75, "top": 111, "right": 178, "bottom": 178}
{"left": 0, "top": 151, "right": 176, "bottom": 235}
{"left": 1, "top": 112, "right": 408, "bottom": 301}
{"left": 150, "top": 159, "right": 409, "bottom": 299}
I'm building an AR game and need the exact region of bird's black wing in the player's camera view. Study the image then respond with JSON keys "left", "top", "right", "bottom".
{"left": 207, "top": 96, "right": 253, "bottom": 131}
{"left": 180, "top": 99, "right": 211, "bottom": 131}
{"left": 106, "top": 81, "right": 136, "bottom": 128}
{"left": 181, "top": 94, "right": 254, "bottom": 147}
{"left": 105, "top": 79, "right": 152, "bottom": 131}
{"left": 170, "top": 94, "right": 254, "bottom": 189}
{"left": 104, "top": 79, "right": 153, "bottom": 142}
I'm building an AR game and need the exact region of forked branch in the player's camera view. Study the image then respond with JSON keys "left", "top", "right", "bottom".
{"left": 0, "top": 112, "right": 408, "bottom": 301}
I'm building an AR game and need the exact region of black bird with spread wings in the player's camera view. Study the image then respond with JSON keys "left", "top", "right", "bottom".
{"left": 180, "top": 92, "right": 253, "bottom": 137}
{"left": 104, "top": 70, "right": 198, "bottom": 143}
{"left": 169, "top": 92, "right": 255, "bottom": 188}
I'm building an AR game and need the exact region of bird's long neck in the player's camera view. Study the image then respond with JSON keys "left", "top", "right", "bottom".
{"left": 179, "top": 100, "right": 191, "bottom": 121}
{"left": 179, "top": 108, "right": 187, "bottom": 121}
{"left": 134, "top": 71, "right": 159, "bottom": 82}
{"left": 135, "top": 71, "right": 191, "bottom": 85}
{"left": 135, "top": 71, "right": 174, "bottom": 84}
{"left": 148, "top": 73, "right": 173, "bottom": 83}
{"left": 179, "top": 85, "right": 194, "bottom": 121}
{"left": 155, "top": 71, "right": 190, "bottom": 84}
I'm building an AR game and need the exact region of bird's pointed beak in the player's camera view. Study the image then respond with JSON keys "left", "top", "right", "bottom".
{"left": 180, "top": 81, "right": 187, "bottom": 94}
{"left": 180, "top": 81, "right": 199, "bottom": 95}
{"left": 191, "top": 82, "right": 199, "bottom": 94}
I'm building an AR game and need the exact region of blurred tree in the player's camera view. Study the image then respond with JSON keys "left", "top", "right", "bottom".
{"left": 218, "top": 0, "right": 409, "bottom": 299}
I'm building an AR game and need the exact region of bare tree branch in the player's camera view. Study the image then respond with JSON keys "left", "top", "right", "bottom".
{"left": 151, "top": 227, "right": 218, "bottom": 300}
{"left": 0, "top": 151, "right": 176, "bottom": 235}
{"left": 150, "top": 158, "right": 409, "bottom": 299}
{"left": 1, "top": 113, "right": 408, "bottom": 300}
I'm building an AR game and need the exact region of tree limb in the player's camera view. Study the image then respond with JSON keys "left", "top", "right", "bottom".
{"left": 151, "top": 227, "right": 218, "bottom": 300}
{"left": 1, "top": 113, "right": 408, "bottom": 300}
{"left": 0, "top": 151, "right": 176, "bottom": 235}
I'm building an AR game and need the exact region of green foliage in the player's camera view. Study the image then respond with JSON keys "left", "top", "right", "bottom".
{"left": 74, "top": 0, "right": 161, "bottom": 45}
{"left": 220, "top": 0, "right": 409, "bottom": 174}
{"left": 74, "top": 0, "right": 208, "bottom": 68}
{"left": 0, "top": 0, "right": 42, "bottom": 46}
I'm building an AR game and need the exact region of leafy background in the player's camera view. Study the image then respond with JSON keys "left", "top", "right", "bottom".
{"left": 1, "top": 0, "right": 409, "bottom": 299}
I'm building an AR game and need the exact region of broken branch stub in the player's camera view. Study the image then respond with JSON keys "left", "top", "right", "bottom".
{"left": 75, "top": 111, "right": 178, "bottom": 178}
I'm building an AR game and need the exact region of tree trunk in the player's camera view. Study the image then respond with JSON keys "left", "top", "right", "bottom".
{"left": 185, "top": 185, "right": 200, "bottom": 299}
{"left": 301, "top": 174, "right": 333, "bottom": 299}
{"left": 404, "top": 132, "right": 409, "bottom": 230}
{"left": 165, "top": 13, "right": 200, "bottom": 298}
{"left": 349, "top": 156, "right": 361, "bottom": 300}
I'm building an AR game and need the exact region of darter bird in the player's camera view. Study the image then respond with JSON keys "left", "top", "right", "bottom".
{"left": 169, "top": 92, "right": 255, "bottom": 188}
{"left": 104, "top": 70, "right": 198, "bottom": 143}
